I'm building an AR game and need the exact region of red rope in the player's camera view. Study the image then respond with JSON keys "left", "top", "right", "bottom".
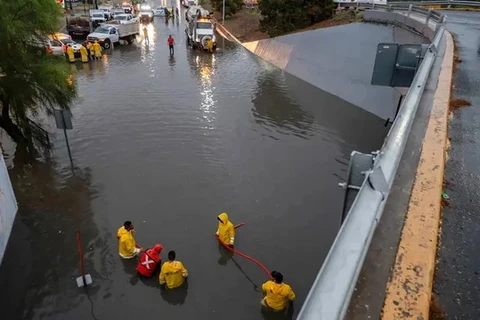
{"left": 216, "top": 223, "right": 273, "bottom": 279}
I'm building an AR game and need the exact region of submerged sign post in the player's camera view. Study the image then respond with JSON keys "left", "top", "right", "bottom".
{"left": 53, "top": 109, "right": 74, "bottom": 170}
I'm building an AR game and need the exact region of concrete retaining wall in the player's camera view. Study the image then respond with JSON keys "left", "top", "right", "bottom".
{"left": 241, "top": 21, "right": 429, "bottom": 119}
{"left": 363, "top": 10, "right": 437, "bottom": 40}
{"left": 233, "top": 11, "right": 438, "bottom": 119}
{"left": 0, "top": 152, "right": 18, "bottom": 266}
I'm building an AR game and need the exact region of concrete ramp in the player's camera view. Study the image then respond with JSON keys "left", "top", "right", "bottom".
{"left": 243, "top": 23, "right": 429, "bottom": 119}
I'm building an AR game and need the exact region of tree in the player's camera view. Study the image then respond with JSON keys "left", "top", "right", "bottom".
{"left": 0, "top": 0, "right": 77, "bottom": 150}
{"left": 259, "top": 0, "right": 334, "bottom": 36}
{"left": 210, "top": 0, "right": 244, "bottom": 18}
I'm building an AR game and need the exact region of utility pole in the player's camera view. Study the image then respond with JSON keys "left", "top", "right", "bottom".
{"left": 222, "top": 0, "right": 225, "bottom": 24}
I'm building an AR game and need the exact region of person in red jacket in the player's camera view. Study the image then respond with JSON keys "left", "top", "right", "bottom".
{"left": 136, "top": 244, "right": 163, "bottom": 277}
{"left": 167, "top": 35, "right": 175, "bottom": 55}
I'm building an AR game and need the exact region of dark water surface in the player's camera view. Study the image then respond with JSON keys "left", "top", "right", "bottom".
{"left": 0, "top": 7, "right": 388, "bottom": 320}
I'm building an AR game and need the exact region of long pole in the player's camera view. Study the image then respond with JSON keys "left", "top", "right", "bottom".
{"left": 222, "top": 0, "right": 225, "bottom": 24}
{"left": 76, "top": 230, "right": 87, "bottom": 286}
{"left": 61, "top": 111, "right": 74, "bottom": 172}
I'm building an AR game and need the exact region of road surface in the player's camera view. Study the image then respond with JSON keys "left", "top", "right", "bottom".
{"left": 433, "top": 10, "right": 480, "bottom": 319}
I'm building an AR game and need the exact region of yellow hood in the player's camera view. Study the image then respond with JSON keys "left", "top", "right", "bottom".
{"left": 218, "top": 212, "right": 229, "bottom": 224}
{"left": 117, "top": 226, "right": 129, "bottom": 238}
{"left": 162, "top": 261, "right": 184, "bottom": 274}
{"left": 269, "top": 283, "right": 291, "bottom": 296}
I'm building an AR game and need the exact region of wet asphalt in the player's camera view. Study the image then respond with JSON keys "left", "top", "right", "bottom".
{"left": 0, "top": 4, "right": 403, "bottom": 320}
{"left": 432, "top": 10, "right": 480, "bottom": 319}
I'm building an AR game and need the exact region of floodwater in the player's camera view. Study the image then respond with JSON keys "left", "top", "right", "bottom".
{"left": 0, "top": 4, "right": 388, "bottom": 320}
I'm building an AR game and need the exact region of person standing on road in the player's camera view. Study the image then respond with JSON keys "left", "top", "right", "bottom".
{"left": 136, "top": 244, "right": 163, "bottom": 277}
{"left": 168, "top": 35, "right": 175, "bottom": 55}
{"left": 79, "top": 44, "right": 89, "bottom": 63}
{"left": 261, "top": 271, "right": 296, "bottom": 312}
{"left": 86, "top": 41, "right": 94, "bottom": 60}
{"left": 93, "top": 40, "right": 102, "bottom": 59}
{"left": 66, "top": 45, "right": 75, "bottom": 63}
{"left": 117, "top": 221, "right": 143, "bottom": 259}
{"left": 215, "top": 212, "right": 235, "bottom": 248}
{"left": 159, "top": 250, "right": 188, "bottom": 289}
{"left": 143, "top": 26, "right": 149, "bottom": 44}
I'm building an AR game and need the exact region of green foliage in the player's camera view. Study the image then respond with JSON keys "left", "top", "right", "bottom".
{"left": 259, "top": 0, "right": 335, "bottom": 36}
{"left": 210, "top": 0, "right": 243, "bottom": 17}
{"left": 0, "top": 0, "right": 77, "bottom": 148}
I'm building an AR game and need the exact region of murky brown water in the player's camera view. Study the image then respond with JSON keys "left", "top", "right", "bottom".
{"left": 0, "top": 4, "right": 388, "bottom": 319}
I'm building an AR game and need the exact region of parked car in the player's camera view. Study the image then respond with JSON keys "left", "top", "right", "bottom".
{"left": 90, "top": 10, "right": 107, "bottom": 29}
{"left": 66, "top": 16, "right": 90, "bottom": 38}
{"left": 47, "top": 37, "right": 82, "bottom": 56}
{"left": 139, "top": 5, "right": 154, "bottom": 22}
{"left": 114, "top": 14, "right": 137, "bottom": 24}
{"left": 98, "top": 6, "right": 113, "bottom": 20}
{"left": 113, "top": 9, "right": 126, "bottom": 19}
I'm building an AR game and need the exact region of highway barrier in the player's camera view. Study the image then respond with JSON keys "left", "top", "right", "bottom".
{"left": 297, "top": 5, "right": 446, "bottom": 320}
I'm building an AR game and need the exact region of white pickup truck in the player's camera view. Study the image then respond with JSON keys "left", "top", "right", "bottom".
{"left": 86, "top": 21, "right": 139, "bottom": 49}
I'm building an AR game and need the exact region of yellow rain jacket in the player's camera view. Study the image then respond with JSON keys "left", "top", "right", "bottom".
{"left": 93, "top": 42, "right": 102, "bottom": 58}
{"left": 66, "top": 46, "right": 75, "bottom": 63}
{"left": 117, "top": 226, "right": 138, "bottom": 259}
{"left": 159, "top": 260, "right": 188, "bottom": 289}
{"left": 87, "top": 42, "right": 94, "bottom": 56}
{"left": 80, "top": 45, "right": 88, "bottom": 63}
{"left": 262, "top": 280, "right": 296, "bottom": 311}
{"left": 216, "top": 212, "right": 235, "bottom": 245}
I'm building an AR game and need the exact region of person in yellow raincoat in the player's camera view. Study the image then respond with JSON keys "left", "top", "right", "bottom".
{"left": 261, "top": 271, "right": 296, "bottom": 311}
{"left": 159, "top": 250, "right": 188, "bottom": 289}
{"left": 66, "top": 45, "right": 75, "bottom": 63}
{"left": 206, "top": 38, "right": 213, "bottom": 53}
{"left": 87, "top": 41, "right": 94, "bottom": 60}
{"left": 93, "top": 40, "right": 102, "bottom": 59}
{"left": 117, "top": 221, "right": 143, "bottom": 259}
{"left": 216, "top": 212, "right": 235, "bottom": 247}
{"left": 79, "top": 45, "right": 88, "bottom": 63}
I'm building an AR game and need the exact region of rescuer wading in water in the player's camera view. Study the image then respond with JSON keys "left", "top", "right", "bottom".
{"left": 261, "top": 271, "right": 296, "bottom": 312}
{"left": 117, "top": 221, "right": 143, "bottom": 259}
{"left": 137, "top": 244, "right": 163, "bottom": 277}
{"left": 216, "top": 212, "right": 235, "bottom": 247}
{"left": 159, "top": 250, "right": 188, "bottom": 289}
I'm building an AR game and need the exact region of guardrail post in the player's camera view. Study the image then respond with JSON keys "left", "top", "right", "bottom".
{"left": 426, "top": 8, "right": 432, "bottom": 25}
{"left": 408, "top": 4, "right": 412, "bottom": 17}
{"left": 440, "top": 13, "right": 447, "bottom": 24}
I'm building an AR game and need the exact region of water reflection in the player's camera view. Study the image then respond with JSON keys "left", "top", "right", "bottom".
{"left": 251, "top": 70, "right": 315, "bottom": 140}
{"left": 168, "top": 54, "right": 176, "bottom": 67}
{"left": 0, "top": 151, "right": 106, "bottom": 319}
{"left": 188, "top": 51, "right": 217, "bottom": 130}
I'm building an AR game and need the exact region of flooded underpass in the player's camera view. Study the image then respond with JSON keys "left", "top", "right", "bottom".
{"left": 0, "top": 6, "right": 391, "bottom": 320}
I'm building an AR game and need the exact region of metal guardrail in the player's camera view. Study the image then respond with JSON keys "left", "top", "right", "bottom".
{"left": 297, "top": 5, "right": 446, "bottom": 320}
{"left": 338, "top": 0, "right": 480, "bottom": 8}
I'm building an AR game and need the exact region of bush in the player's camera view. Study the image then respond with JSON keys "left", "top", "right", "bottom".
{"left": 211, "top": 0, "right": 243, "bottom": 17}
{"left": 259, "top": 0, "right": 335, "bottom": 36}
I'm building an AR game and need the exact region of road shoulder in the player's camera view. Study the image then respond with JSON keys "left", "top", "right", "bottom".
{"left": 346, "top": 30, "right": 448, "bottom": 320}
{"left": 381, "top": 31, "right": 454, "bottom": 320}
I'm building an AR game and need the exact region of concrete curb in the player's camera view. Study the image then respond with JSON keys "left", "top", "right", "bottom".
{"left": 440, "top": 7, "right": 480, "bottom": 12}
{"left": 380, "top": 30, "right": 453, "bottom": 320}
{"left": 213, "top": 19, "right": 243, "bottom": 45}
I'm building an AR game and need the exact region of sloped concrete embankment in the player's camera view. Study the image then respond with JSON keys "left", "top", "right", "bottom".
{"left": 217, "top": 14, "right": 432, "bottom": 120}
